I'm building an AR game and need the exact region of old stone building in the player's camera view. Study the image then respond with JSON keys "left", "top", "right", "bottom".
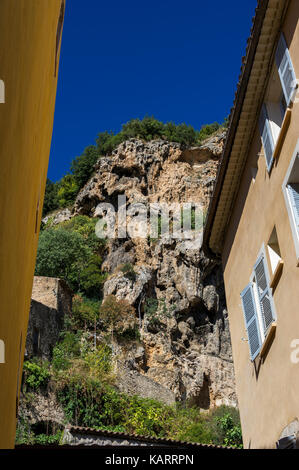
{"left": 25, "top": 276, "right": 72, "bottom": 360}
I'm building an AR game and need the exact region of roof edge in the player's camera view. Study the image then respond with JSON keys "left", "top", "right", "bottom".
{"left": 66, "top": 425, "right": 233, "bottom": 449}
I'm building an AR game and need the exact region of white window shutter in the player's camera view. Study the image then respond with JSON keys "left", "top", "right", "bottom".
{"left": 241, "top": 283, "right": 262, "bottom": 361}
{"left": 259, "top": 104, "right": 274, "bottom": 171}
{"left": 275, "top": 33, "right": 297, "bottom": 106}
{"left": 288, "top": 182, "right": 299, "bottom": 233}
{"left": 254, "top": 254, "right": 276, "bottom": 333}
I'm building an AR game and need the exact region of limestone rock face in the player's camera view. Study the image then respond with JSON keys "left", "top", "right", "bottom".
{"left": 104, "top": 266, "right": 154, "bottom": 306}
{"left": 73, "top": 132, "right": 237, "bottom": 408}
{"left": 42, "top": 208, "right": 72, "bottom": 226}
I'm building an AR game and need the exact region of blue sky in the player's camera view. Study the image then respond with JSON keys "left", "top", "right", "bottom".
{"left": 48, "top": 0, "right": 257, "bottom": 181}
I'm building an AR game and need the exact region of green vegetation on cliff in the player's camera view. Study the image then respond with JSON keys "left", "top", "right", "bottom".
{"left": 18, "top": 337, "right": 242, "bottom": 447}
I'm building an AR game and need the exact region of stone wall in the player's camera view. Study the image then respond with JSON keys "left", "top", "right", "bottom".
{"left": 18, "top": 392, "right": 65, "bottom": 427}
{"left": 25, "top": 300, "right": 62, "bottom": 359}
{"left": 25, "top": 276, "right": 72, "bottom": 360}
{"left": 115, "top": 362, "right": 176, "bottom": 405}
{"left": 31, "top": 276, "right": 72, "bottom": 316}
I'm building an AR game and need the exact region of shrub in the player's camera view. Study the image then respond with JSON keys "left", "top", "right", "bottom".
{"left": 59, "top": 215, "right": 105, "bottom": 253}
{"left": 15, "top": 414, "right": 34, "bottom": 445}
{"left": 34, "top": 431, "right": 63, "bottom": 445}
{"left": 56, "top": 353, "right": 115, "bottom": 428}
{"left": 123, "top": 395, "right": 172, "bottom": 437}
{"left": 96, "top": 130, "right": 124, "bottom": 156}
{"left": 120, "top": 263, "right": 136, "bottom": 282}
{"left": 216, "top": 414, "right": 242, "bottom": 448}
{"left": 99, "top": 295, "right": 137, "bottom": 339}
{"left": 144, "top": 297, "right": 172, "bottom": 329}
{"left": 122, "top": 116, "right": 164, "bottom": 141}
{"left": 197, "top": 122, "right": 221, "bottom": 141}
{"left": 95, "top": 117, "right": 223, "bottom": 157}
{"left": 23, "top": 361, "right": 50, "bottom": 390}
{"left": 70, "top": 295, "right": 100, "bottom": 331}
{"left": 82, "top": 344, "right": 113, "bottom": 380}
{"left": 79, "top": 255, "right": 107, "bottom": 298}
{"left": 164, "top": 122, "right": 198, "bottom": 146}
{"left": 52, "top": 331, "right": 81, "bottom": 371}
{"left": 175, "top": 421, "right": 214, "bottom": 444}
{"left": 56, "top": 380, "right": 171, "bottom": 435}
{"left": 205, "top": 405, "right": 243, "bottom": 448}
{"left": 56, "top": 174, "right": 79, "bottom": 207}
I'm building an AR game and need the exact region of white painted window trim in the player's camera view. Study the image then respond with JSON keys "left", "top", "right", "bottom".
{"left": 282, "top": 139, "right": 299, "bottom": 260}
{"left": 267, "top": 243, "right": 281, "bottom": 275}
{"left": 251, "top": 278, "right": 266, "bottom": 343}
{"left": 259, "top": 33, "right": 297, "bottom": 174}
{"left": 249, "top": 244, "right": 276, "bottom": 343}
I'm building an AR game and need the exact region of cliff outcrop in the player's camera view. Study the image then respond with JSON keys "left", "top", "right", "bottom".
{"left": 68, "top": 131, "right": 237, "bottom": 408}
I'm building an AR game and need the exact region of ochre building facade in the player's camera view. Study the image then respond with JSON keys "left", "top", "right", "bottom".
{"left": 204, "top": 0, "right": 299, "bottom": 449}
{"left": 0, "top": 0, "right": 64, "bottom": 448}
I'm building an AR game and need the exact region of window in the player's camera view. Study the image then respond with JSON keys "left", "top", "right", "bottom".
{"left": 240, "top": 283, "right": 261, "bottom": 361}
{"left": 0, "top": 339, "right": 4, "bottom": 364}
{"left": 241, "top": 247, "right": 276, "bottom": 361}
{"left": 259, "top": 33, "right": 297, "bottom": 172}
{"left": 276, "top": 34, "right": 297, "bottom": 107}
{"left": 283, "top": 142, "right": 299, "bottom": 259}
{"left": 0, "top": 79, "right": 5, "bottom": 104}
{"left": 259, "top": 103, "right": 275, "bottom": 171}
{"left": 251, "top": 166, "right": 258, "bottom": 183}
{"left": 267, "top": 227, "right": 283, "bottom": 281}
{"left": 33, "top": 327, "right": 40, "bottom": 355}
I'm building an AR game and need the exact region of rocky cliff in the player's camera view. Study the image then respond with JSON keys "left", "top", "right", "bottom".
{"left": 64, "top": 131, "right": 237, "bottom": 408}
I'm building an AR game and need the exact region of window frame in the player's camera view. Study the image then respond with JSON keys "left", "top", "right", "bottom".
{"left": 282, "top": 139, "right": 299, "bottom": 260}
{"left": 275, "top": 33, "right": 297, "bottom": 107}
{"left": 259, "top": 103, "right": 275, "bottom": 172}
{"left": 259, "top": 33, "right": 297, "bottom": 173}
{"left": 250, "top": 245, "right": 276, "bottom": 339}
{"left": 241, "top": 245, "right": 277, "bottom": 361}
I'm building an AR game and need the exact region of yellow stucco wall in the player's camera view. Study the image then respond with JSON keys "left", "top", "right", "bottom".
{"left": 222, "top": 1, "right": 299, "bottom": 449}
{"left": 0, "top": 0, "right": 64, "bottom": 448}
